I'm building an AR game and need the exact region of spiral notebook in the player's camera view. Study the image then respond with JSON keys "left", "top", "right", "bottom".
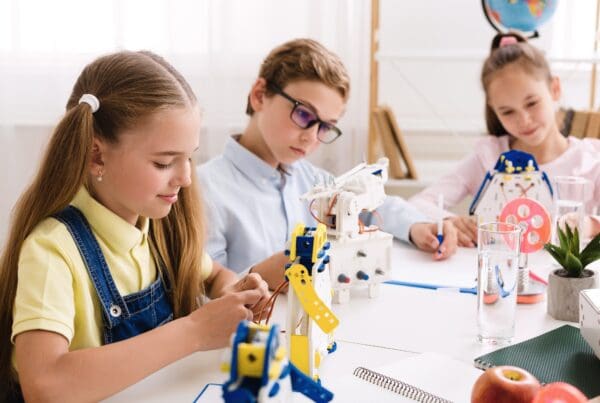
{"left": 353, "top": 352, "right": 483, "bottom": 403}
{"left": 473, "top": 325, "right": 600, "bottom": 399}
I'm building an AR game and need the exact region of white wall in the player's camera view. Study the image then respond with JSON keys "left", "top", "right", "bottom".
{"left": 378, "top": 0, "right": 594, "bottom": 136}
{"left": 0, "top": 1, "right": 594, "bottom": 245}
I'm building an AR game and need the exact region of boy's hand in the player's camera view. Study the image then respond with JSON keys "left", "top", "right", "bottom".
{"left": 446, "top": 216, "right": 477, "bottom": 247}
{"left": 409, "top": 221, "right": 458, "bottom": 260}
{"left": 250, "top": 252, "right": 290, "bottom": 291}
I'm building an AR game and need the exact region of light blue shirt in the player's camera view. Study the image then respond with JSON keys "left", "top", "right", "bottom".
{"left": 198, "top": 136, "right": 431, "bottom": 273}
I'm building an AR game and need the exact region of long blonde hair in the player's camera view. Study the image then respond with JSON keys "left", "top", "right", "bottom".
{"left": 0, "top": 51, "right": 205, "bottom": 398}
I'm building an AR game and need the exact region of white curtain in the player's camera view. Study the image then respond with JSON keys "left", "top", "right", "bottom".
{"left": 0, "top": 0, "right": 371, "bottom": 245}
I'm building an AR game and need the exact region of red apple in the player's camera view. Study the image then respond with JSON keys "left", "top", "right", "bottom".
{"left": 471, "top": 366, "right": 541, "bottom": 403}
{"left": 532, "top": 382, "right": 588, "bottom": 403}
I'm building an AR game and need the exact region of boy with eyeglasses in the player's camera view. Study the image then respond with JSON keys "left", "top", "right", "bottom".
{"left": 198, "top": 38, "right": 457, "bottom": 289}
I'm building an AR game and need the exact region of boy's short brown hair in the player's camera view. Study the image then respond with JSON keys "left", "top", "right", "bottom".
{"left": 246, "top": 38, "right": 350, "bottom": 115}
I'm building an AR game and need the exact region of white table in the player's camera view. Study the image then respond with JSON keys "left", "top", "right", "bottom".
{"left": 334, "top": 241, "right": 571, "bottom": 360}
{"left": 105, "top": 243, "right": 596, "bottom": 402}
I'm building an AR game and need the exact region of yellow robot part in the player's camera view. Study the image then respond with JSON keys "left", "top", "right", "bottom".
{"left": 289, "top": 223, "right": 328, "bottom": 264}
{"left": 289, "top": 223, "right": 306, "bottom": 262}
{"left": 290, "top": 334, "right": 310, "bottom": 375}
{"left": 237, "top": 343, "right": 266, "bottom": 378}
{"left": 286, "top": 264, "right": 339, "bottom": 334}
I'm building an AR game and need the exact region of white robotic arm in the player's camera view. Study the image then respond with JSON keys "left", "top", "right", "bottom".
{"left": 301, "top": 158, "right": 393, "bottom": 303}
{"left": 302, "top": 157, "right": 389, "bottom": 240}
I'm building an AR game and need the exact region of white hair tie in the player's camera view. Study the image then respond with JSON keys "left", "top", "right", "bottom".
{"left": 78, "top": 94, "right": 100, "bottom": 113}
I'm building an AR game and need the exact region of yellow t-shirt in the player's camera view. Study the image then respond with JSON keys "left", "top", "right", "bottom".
{"left": 12, "top": 187, "right": 212, "bottom": 350}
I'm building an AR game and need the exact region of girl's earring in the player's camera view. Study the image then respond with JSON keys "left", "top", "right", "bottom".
{"left": 97, "top": 168, "right": 104, "bottom": 182}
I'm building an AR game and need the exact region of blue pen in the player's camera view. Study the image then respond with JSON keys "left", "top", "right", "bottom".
{"left": 437, "top": 194, "right": 444, "bottom": 253}
{"left": 384, "top": 280, "right": 477, "bottom": 295}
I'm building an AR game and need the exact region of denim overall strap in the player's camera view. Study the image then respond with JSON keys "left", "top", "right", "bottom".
{"left": 53, "top": 206, "right": 130, "bottom": 328}
{"left": 53, "top": 206, "right": 174, "bottom": 344}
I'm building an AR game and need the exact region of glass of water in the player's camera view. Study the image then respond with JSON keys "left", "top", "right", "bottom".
{"left": 552, "top": 176, "right": 588, "bottom": 244}
{"left": 477, "top": 222, "right": 521, "bottom": 345}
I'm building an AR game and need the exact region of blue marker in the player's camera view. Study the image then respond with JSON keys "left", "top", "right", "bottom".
{"left": 384, "top": 280, "right": 477, "bottom": 295}
{"left": 437, "top": 194, "right": 444, "bottom": 253}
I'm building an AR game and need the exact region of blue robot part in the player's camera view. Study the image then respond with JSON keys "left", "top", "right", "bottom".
{"left": 469, "top": 150, "right": 553, "bottom": 215}
{"left": 222, "top": 321, "right": 334, "bottom": 403}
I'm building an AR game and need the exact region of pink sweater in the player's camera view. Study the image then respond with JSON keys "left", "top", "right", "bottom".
{"left": 409, "top": 136, "right": 600, "bottom": 220}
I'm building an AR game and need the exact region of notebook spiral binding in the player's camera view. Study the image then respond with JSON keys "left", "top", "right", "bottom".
{"left": 353, "top": 366, "right": 453, "bottom": 403}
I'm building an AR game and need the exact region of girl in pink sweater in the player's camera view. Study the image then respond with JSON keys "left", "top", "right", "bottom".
{"left": 410, "top": 32, "right": 600, "bottom": 247}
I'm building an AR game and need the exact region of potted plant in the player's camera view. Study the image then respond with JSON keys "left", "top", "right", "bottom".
{"left": 544, "top": 225, "right": 600, "bottom": 322}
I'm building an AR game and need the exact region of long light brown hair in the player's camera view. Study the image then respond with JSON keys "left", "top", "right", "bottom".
{"left": 0, "top": 50, "right": 205, "bottom": 399}
{"left": 246, "top": 38, "right": 350, "bottom": 115}
{"left": 481, "top": 32, "right": 553, "bottom": 136}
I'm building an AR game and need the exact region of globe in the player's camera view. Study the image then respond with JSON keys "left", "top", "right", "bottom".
{"left": 483, "top": 0, "right": 558, "bottom": 34}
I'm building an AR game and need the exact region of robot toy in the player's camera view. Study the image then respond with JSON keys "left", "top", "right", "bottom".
{"left": 285, "top": 223, "right": 339, "bottom": 380}
{"left": 221, "top": 321, "right": 333, "bottom": 402}
{"left": 301, "top": 158, "right": 393, "bottom": 304}
{"left": 469, "top": 150, "right": 553, "bottom": 225}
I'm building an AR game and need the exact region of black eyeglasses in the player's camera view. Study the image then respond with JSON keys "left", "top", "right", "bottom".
{"left": 267, "top": 82, "right": 342, "bottom": 144}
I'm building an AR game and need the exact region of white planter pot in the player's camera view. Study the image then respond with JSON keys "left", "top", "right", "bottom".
{"left": 547, "top": 269, "right": 598, "bottom": 322}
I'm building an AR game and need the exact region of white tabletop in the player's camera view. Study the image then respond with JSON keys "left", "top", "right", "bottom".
{"left": 105, "top": 243, "right": 597, "bottom": 402}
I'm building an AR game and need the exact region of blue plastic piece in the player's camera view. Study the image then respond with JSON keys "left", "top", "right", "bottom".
{"left": 222, "top": 387, "right": 256, "bottom": 403}
{"left": 223, "top": 321, "right": 282, "bottom": 402}
{"left": 327, "top": 341, "right": 337, "bottom": 354}
{"left": 493, "top": 150, "right": 539, "bottom": 172}
{"left": 268, "top": 382, "right": 280, "bottom": 398}
{"left": 289, "top": 364, "right": 334, "bottom": 403}
{"left": 469, "top": 171, "right": 493, "bottom": 215}
{"left": 469, "top": 150, "right": 554, "bottom": 215}
{"left": 356, "top": 270, "right": 369, "bottom": 281}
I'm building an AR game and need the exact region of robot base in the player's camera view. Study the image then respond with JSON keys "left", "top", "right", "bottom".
{"left": 333, "top": 283, "right": 380, "bottom": 304}
{"left": 328, "top": 232, "right": 392, "bottom": 304}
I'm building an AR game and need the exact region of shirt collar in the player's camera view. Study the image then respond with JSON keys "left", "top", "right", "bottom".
{"left": 223, "top": 135, "right": 296, "bottom": 187}
{"left": 71, "top": 187, "right": 149, "bottom": 253}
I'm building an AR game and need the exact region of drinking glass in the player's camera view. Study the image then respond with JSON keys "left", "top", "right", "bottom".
{"left": 477, "top": 222, "right": 521, "bottom": 345}
{"left": 552, "top": 176, "right": 588, "bottom": 245}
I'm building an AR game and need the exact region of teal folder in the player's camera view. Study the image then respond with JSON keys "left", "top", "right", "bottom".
{"left": 474, "top": 325, "right": 600, "bottom": 398}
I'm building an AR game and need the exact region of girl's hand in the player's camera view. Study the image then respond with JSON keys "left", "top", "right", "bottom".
{"left": 409, "top": 221, "right": 458, "bottom": 260}
{"left": 446, "top": 216, "right": 477, "bottom": 247}
{"left": 220, "top": 273, "right": 270, "bottom": 317}
{"left": 190, "top": 289, "right": 264, "bottom": 350}
{"left": 249, "top": 252, "right": 289, "bottom": 291}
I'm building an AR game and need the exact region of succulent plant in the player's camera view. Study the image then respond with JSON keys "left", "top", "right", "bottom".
{"left": 544, "top": 224, "right": 600, "bottom": 278}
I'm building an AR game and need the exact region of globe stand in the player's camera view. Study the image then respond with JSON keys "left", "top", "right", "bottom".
{"left": 499, "top": 198, "right": 552, "bottom": 304}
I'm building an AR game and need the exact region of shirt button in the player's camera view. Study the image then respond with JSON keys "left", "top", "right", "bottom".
{"left": 109, "top": 304, "right": 122, "bottom": 317}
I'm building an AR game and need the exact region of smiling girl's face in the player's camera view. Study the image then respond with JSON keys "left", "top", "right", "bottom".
{"left": 90, "top": 106, "right": 201, "bottom": 225}
{"left": 487, "top": 64, "right": 562, "bottom": 152}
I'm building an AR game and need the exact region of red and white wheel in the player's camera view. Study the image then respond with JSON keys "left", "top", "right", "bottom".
{"left": 499, "top": 198, "right": 551, "bottom": 253}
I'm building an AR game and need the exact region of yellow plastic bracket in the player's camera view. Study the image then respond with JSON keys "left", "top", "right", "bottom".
{"left": 289, "top": 223, "right": 306, "bottom": 261}
{"left": 286, "top": 264, "right": 339, "bottom": 334}
{"left": 290, "top": 335, "right": 309, "bottom": 374}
